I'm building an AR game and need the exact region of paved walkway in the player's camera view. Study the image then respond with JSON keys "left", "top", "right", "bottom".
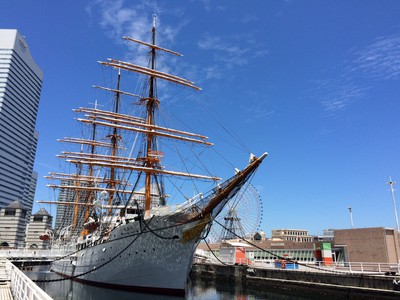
{"left": 0, "top": 259, "right": 12, "bottom": 299}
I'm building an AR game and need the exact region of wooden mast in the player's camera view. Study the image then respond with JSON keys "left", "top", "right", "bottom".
{"left": 108, "top": 69, "right": 122, "bottom": 214}
{"left": 144, "top": 15, "right": 158, "bottom": 218}
{"left": 81, "top": 101, "right": 98, "bottom": 236}
{"left": 72, "top": 163, "right": 82, "bottom": 232}
{"left": 72, "top": 101, "right": 99, "bottom": 234}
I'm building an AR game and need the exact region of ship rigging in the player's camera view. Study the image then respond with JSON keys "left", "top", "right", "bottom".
{"left": 37, "top": 15, "right": 267, "bottom": 295}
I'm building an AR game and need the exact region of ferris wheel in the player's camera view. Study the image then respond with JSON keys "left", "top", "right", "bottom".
{"left": 209, "top": 182, "right": 263, "bottom": 243}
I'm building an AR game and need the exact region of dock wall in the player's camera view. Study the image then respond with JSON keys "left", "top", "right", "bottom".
{"left": 191, "top": 263, "right": 400, "bottom": 300}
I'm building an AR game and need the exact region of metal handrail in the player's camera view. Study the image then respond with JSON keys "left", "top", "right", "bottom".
{"left": 0, "top": 249, "right": 65, "bottom": 262}
{"left": 309, "top": 261, "right": 400, "bottom": 274}
{"left": 1, "top": 258, "right": 53, "bottom": 300}
{"left": 245, "top": 258, "right": 400, "bottom": 275}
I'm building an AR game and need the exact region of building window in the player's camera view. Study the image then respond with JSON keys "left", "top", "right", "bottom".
{"left": 4, "top": 209, "right": 16, "bottom": 216}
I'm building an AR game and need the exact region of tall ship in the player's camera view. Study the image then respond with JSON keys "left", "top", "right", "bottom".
{"left": 40, "top": 16, "right": 267, "bottom": 295}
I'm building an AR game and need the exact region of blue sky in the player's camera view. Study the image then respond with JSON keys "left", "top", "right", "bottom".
{"left": 2, "top": 0, "right": 400, "bottom": 236}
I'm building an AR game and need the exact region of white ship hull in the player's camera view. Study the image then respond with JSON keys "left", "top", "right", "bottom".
{"left": 51, "top": 216, "right": 206, "bottom": 295}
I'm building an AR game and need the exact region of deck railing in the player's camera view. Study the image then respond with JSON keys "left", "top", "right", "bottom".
{"left": 0, "top": 249, "right": 65, "bottom": 261}
{"left": 1, "top": 258, "right": 53, "bottom": 300}
{"left": 252, "top": 259, "right": 400, "bottom": 274}
{"left": 196, "top": 250, "right": 400, "bottom": 275}
{"left": 315, "top": 261, "right": 400, "bottom": 274}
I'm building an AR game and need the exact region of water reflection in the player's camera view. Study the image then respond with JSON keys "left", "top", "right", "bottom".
{"left": 29, "top": 270, "right": 183, "bottom": 300}
{"left": 26, "top": 268, "right": 325, "bottom": 300}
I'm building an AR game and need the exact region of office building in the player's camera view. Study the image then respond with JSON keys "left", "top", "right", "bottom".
{"left": 25, "top": 208, "right": 53, "bottom": 249}
{"left": 54, "top": 180, "right": 78, "bottom": 233}
{"left": 0, "top": 29, "right": 43, "bottom": 217}
{"left": 271, "top": 228, "right": 313, "bottom": 243}
{"left": 334, "top": 227, "right": 400, "bottom": 264}
{"left": 0, "top": 200, "right": 28, "bottom": 248}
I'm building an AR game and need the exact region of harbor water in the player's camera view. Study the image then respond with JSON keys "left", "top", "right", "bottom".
{"left": 24, "top": 268, "right": 325, "bottom": 300}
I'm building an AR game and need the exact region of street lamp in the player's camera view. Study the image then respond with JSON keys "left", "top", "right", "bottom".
{"left": 348, "top": 206, "right": 354, "bottom": 228}
{"left": 388, "top": 178, "right": 400, "bottom": 232}
{"left": 388, "top": 178, "right": 400, "bottom": 265}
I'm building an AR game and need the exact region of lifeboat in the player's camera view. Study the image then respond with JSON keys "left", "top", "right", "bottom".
{"left": 39, "top": 233, "right": 50, "bottom": 241}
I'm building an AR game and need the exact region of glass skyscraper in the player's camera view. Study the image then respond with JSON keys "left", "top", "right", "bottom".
{"left": 0, "top": 29, "right": 43, "bottom": 217}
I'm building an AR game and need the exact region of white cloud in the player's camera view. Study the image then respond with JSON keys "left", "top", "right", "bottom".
{"left": 90, "top": 0, "right": 155, "bottom": 42}
{"left": 351, "top": 34, "right": 400, "bottom": 80}
{"left": 88, "top": 0, "right": 268, "bottom": 86}
{"left": 203, "top": 66, "right": 223, "bottom": 80}
{"left": 310, "top": 33, "right": 400, "bottom": 117}
{"left": 198, "top": 32, "right": 267, "bottom": 75}
{"left": 240, "top": 14, "right": 258, "bottom": 24}
{"left": 319, "top": 127, "right": 333, "bottom": 135}
{"left": 86, "top": 0, "right": 191, "bottom": 82}
{"left": 87, "top": 0, "right": 182, "bottom": 48}
{"left": 311, "top": 79, "right": 368, "bottom": 115}
{"left": 243, "top": 97, "right": 275, "bottom": 122}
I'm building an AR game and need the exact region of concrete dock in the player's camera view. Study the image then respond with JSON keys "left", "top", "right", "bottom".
{"left": 191, "top": 262, "right": 400, "bottom": 300}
